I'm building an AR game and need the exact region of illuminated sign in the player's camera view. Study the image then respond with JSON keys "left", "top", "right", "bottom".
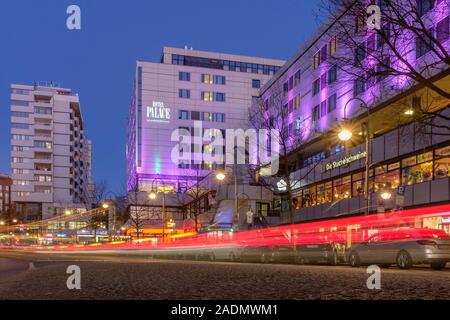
{"left": 147, "top": 101, "right": 171, "bottom": 123}
{"left": 325, "top": 151, "right": 366, "bottom": 171}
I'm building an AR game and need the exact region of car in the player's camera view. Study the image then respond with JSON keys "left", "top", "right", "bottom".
{"left": 296, "top": 242, "right": 346, "bottom": 265}
{"left": 348, "top": 228, "right": 450, "bottom": 270}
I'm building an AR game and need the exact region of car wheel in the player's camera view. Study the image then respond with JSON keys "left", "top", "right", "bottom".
{"left": 430, "top": 262, "right": 447, "bottom": 270}
{"left": 380, "top": 264, "right": 391, "bottom": 268}
{"left": 349, "top": 251, "right": 361, "bottom": 267}
{"left": 329, "top": 251, "right": 338, "bottom": 265}
{"left": 396, "top": 250, "right": 413, "bottom": 269}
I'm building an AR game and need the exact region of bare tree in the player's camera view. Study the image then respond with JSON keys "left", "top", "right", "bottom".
{"left": 87, "top": 180, "right": 109, "bottom": 208}
{"left": 126, "top": 188, "right": 161, "bottom": 240}
{"left": 318, "top": 0, "right": 450, "bottom": 132}
{"left": 249, "top": 84, "right": 322, "bottom": 224}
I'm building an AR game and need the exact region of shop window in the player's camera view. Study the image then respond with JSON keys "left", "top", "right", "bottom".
{"left": 374, "top": 169, "right": 400, "bottom": 192}
{"left": 303, "top": 186, "right": 317, "bottom": 207}
{"left": 402, "top": 152, "right": 433, "bottom": 185}
{"left": 334, "top": 176, "right": 351, "bottom": 200}
{"left": 435, "top": 146, "right": 450, "bottom": 179}
{"left": 317, "top": 181, "right": 332, "bottom": 204}
{"left": 352, "top": 171, "right": 374, "bottom": 196}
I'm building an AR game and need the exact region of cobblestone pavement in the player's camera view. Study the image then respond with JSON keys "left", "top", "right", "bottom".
{"left": 0, "top": 251, "right": 449, "bottom": 300}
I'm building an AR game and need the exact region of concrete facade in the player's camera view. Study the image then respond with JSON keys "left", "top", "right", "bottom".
{"left": 10, "top": 82, "right": 94, "bottom": 220}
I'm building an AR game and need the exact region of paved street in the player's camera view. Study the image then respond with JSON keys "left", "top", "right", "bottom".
{"left": 0, "top": 250, "right": 449, "bottom": 300}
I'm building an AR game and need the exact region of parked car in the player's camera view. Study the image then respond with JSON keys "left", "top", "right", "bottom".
{"left": 348, "top": 228, "right": 450, "bottom": 270}
{"left": 296, "top": 242, "right": 346, "bottom": 265}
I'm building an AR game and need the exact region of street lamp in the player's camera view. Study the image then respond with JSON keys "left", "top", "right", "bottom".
{"left": 338, "top": 97, "right": 371, "bottom": 215}
{"left": 381, "top": 191, "right": 392, "bottom": 200}
{"left": 0, "top": 221, "right": 5, "bottom": 226}
{"left": 102, "top": 203, "right": 109, "bottom": 209}
{"left": 65, "top": 209, "right": 71, "bottom": 216}
{"left": 215, "top": 172, "right": 226, "bottom": 181}
{"left": 148, "top": 191, "right": 157, "bottom": 200}
{"left": 338, "top": 128, "right": 353, "bottom": 142}
{"left": 12, "top": 219, "right": 18, "bottom": 224}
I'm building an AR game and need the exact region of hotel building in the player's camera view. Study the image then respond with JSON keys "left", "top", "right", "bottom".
{"left": 10, "top": 82, "right": 94, "bottom": 221}
{"left": 127, "top": 47, "right": 285, "bottom": 192}
{"left": 254, "top": 0, "right": 450, "bottom": 226}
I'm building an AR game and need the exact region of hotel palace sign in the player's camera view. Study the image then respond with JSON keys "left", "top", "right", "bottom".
{"left": 147, "top": 101, "right": 171, "bottom": 123}
{"left": 325, "top": 151, "right": 366, "bottom": 171}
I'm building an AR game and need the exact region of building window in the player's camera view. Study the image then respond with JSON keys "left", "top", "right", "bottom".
{"left": 312, "top": 78, "right": 320, "bottom": 96}
{"left": 437, "top": 16, "right": 449, "bottom": 43}
{"left": 330, "top": 144, "right": 345, "bottom": 155}
{"left": 201, "top": 74, "right": 213, "bottom": 84}
{"left": 283, "top": 81, "right": 289, "bottom": 94}
{"left": 179, "top": 72, "right": 190, "bottom": 81}
{"left": 252, "top": 79, "right": 261, "bottom": 89}
{"left": 34, "top": 106, "right": 52, "bottom": 115}
{"left": 354, "top": 78, "right": 366, "bottom": 96}
{"left": 214, "top": 75, "right": 226, "bottom": 85}
{"left": 355, "top": 15, "right": 365, "bottom": 33}
{"left": 320, "top": 100, "right": 327, "bottom": 118}
{"left": 329, "top": 36, "right": 338, "bottom": 56}
{"left": 11, "top": 111, "right": 29, "bottom": 118}
{"left": 11, "top": 123, "right": 30, "bottom": 129}
{"left": 294, "top": 94, "right": 301, "bottom": 110}
{"left": 417, "top": 0, "right": 435, "bottom": 17}
{"left": 172, "top": 54, "right": 185, "bottom": 65}
{"left": 201, "top": 91, "right": 213, "bottom": 101}
{"left": 328, "top": 65, "right": 337, "bottom": 84}
{"left": 34, "top": 141, "right": 52, "bottom": 149}
{"left": 213, "top": 113, "right": 225, "bottom": 123}
{"left": 179, "top": 89, "right": 190, "bottom": 99}
{"left": 374, "top": 165, "right": 400, "bottom": 193}
{"left": 34, "top": 175, "right": 52, "bottom": 182}
{"left": 320, "top": 73, "right": 327, "bottom": 90}
{"left": 312, "top": 105, "right": 320, "bottom": 122}
{"left": 294, "top": 70, "right": 301, "bottom": 86}
{"left": 327, "top": 93, "right": 337, "bottom": 113}
{"left": 11, "top": 100, "right": 29, "bottom": 107}
{"left": 215, "top": 92, "right": 226, "bottom": 102}
{"left": 317, "top": 182, "right": 333, "bottom": 204}
{"left": 12, "top": 134, "right": 31, "bottom": 141}
{"left": 320, "top": 45, "right": 328, "bottom": 63}
{"left": 313, "top": 52, "right": 321, "bottom": 69}
{"left": 355, "top": 42, "right": 366, "bottom": 64}
{"left": 416, "top": 28, "right": 435, "bottom": 58}
{"left": 334, "top": 176, "right": 352, "bottom": 200}
{"left": 434, "top": 146, "right": 450, "bottom": 179}
{"left": 401, "top": 152, "right": 433, "bottom": 185}
{"left": 377, "top": 23, "right": 391, "bottom": 48}
{"left": 178, "top": 110, "right": 190, "bottom": 120}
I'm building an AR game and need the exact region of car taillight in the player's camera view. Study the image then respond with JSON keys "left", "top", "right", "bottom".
{"left": 417, "top": 240, "right": 437, "bottom": 246}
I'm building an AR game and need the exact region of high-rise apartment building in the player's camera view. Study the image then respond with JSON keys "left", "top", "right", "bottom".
{"left": 127, "top": 47, "right": 285, "bottom": 192}
{"left": 10, "top": 82, "right": 94, "bottom": 221}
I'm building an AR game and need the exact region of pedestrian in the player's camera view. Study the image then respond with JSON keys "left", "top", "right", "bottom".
{"left": 246, "top": 207, "right": 254, "bottom": 230}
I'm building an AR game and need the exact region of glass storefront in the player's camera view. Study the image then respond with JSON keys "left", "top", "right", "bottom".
{"left": 294, "top": 144, "right": 450, "bottom": 209}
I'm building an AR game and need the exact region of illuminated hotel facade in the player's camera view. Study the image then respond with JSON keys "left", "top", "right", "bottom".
{"left": 127, "top": 47, "right": 285, "bottom": 192}
{"left": 255, "top": 1, "right": 450, "bottom": 225}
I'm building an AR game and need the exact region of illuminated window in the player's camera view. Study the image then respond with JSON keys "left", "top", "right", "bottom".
{"left": 201, "top": 91, "right": 213, "bottom": 101}
{"left": 434, "top": 146, "right": 450, "bottom": 179}
{"left": 313, "top": 52, "right": 320, "bottom": 69}
{"left": 334, "top": 176, "right": 351, "bottom": 200}
{"left": 329, "top": 36, "right": 338, "bottom": 55}
{"left": 294, "top": 95, "right": 301, "bottom": 110}
{"left": 201, "top": 74, "right": 213, "bottom": 84}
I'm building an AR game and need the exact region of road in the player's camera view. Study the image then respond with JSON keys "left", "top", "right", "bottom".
{"left": 0, "top": 250, "right": 449, "bottom": 300}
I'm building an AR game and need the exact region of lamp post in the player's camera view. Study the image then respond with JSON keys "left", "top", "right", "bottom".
{"left": 338, "top": 97, "right": 371, "bottom": 215}
{"left": 148, "top": 181, "right": 170, "bottom": 242}
{"left": 215, "top": 165, "right": 239, "bottom": 228}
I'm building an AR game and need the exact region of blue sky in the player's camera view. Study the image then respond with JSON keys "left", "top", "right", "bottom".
{"left": 0, "top": 0, "right": 322, "bottom": 193}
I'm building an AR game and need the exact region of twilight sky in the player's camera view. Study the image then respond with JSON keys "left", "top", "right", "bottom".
{"left": 0, "top": 0, "right": 322, "bottom": 193}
